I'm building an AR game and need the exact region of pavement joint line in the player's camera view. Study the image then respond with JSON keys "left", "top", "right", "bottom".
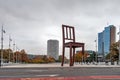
{"left": 35, "top": 74, "right": 59, "bottom": 77}
{"left": 29, "top": 70, "right": 47, "bottom": 72}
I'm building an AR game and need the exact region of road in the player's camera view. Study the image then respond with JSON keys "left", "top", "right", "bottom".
{"left": 0, "top": 67, "right": 120, "bottom": 78}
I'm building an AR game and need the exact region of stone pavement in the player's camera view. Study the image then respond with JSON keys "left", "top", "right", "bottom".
{"left": 1, "top": 62, "right": 120, "bottom": 68}
{"left": 1, "top": 63, "right": 120, "bottom": 80}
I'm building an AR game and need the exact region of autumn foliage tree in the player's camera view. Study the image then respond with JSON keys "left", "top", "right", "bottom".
{"left": 0, "top": 48, "right": 64, "bottom": 64}
{"left": 20, "top": 49, "right": 29, "bottom": 63}
{"left": 106, "top": 42, "right": 119, "bottom": 61}
{"left": 41, "top": 56, "right": 55, "bottom": 63}
{"left": 0, "top": 49, "right": 29, "bottom": 63}
{"left": 57, "top": 55, "right": 68, "bottom": 63}
{"left": 75, "top": 51, "right": 89, "bottom": 63}
{"left": 30, "top": 55, "right": 44, "bottom": 63}
{"left": 0, "top": 49, "right": 13, "bottom": 62}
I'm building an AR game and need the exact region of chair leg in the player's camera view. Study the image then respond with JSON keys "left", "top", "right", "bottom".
{"left": 61, "top": 47, "right": 65, "bottom": 66}
{"left": 82, "top": 45, "right": 84, "bottom": 63}
{"left": 72, "top": 48, "right": 75, "bottom": 66}
{"left": 70, "top": 46, "right": 72, "bottom": 66}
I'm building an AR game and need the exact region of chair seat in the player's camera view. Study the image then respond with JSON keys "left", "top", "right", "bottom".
{"left": 64, "top": 42, "right": 84, "bottom": 48}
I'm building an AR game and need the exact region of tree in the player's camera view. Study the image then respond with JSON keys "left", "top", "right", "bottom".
{"left": 108, "top": 42, "right": 119, "bottom": 61}
{"left": 20, "top": 49, "right": 29, "bottom": 63}
{"left": 57, "top": 55, "right": 68, "bottom": 63}
{"left": 30, "top": 55, "right": 44, "bottom": 63}
{"left": 57, "top": 55, "right": 63, "bottom": 62}
{"left": 0, "top": 49, "right": 13, "bottom": 62}
{"left": 42, "top": 56, "right": 56, "bottom": 63}
{"left": 75, "top": 51, "right": 89, "bottom": 63}
{"left": 75, "top": 52, "right": 82, "bottom": 62}
{"left": 14, "top": 51, "right": 22, "bottom": 63}
{"left": 47, "top": 56, "right": 55, "bottom": 63}
{"left": 0, "top": 48, "right": 30, "bottom": 63}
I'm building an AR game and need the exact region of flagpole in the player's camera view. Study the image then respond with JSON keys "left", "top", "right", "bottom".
{"left": 94, "top": 39, "right": 97, "bottom": 64}
{"left": 13, "top": 41, "right": 15, "bottom": 63}
{"left": 1, "top": 25, "right": 4, "bottom": 66}
{"left": 96, "top": 39, "right": 97, "bottom": 64}
{"left": 9, "top": 35, "right": 12, "bottom": 63}
{"left": 15, "top": 45, "right": 17, "bottom": 63}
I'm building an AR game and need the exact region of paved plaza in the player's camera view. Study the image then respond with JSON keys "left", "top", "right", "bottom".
{"left": 0, "top": 63, "right": 120, "bottom": 80}
{"left": 1, "top": 62, "right": 120, "bottom": 68}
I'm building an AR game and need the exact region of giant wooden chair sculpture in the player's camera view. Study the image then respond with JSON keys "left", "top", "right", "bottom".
{"left": 61, "top": 24, "right": 85, "bottom": 66}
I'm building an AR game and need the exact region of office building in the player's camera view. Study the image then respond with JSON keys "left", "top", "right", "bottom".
{"left": 98, "top": 25, "right": 116, "bottom": 56}
{"left": 47, "top": 40, "right": 59, "bottom": 60}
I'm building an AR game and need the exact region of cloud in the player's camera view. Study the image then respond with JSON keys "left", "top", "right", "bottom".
{"left": 0, "top": 0, "right": 120, "bottom": 57}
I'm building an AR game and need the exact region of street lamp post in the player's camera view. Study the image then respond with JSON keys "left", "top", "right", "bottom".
{"left": 0, "top": 25, "right": 5, "bottom": 67}
{"left": 95, "top": 39, "right": 97, "bottom": 64}
{"left": 8, "top": 35, "right": 12, "bottom": 63}
{"left": 13, "top": 41, "right": 15, "bottom": 63}
{"left": 15, "top": 45, "right": 18, "bottom": 63}
{"left": 16, "top": 46, "right": 20, "bottom": 63}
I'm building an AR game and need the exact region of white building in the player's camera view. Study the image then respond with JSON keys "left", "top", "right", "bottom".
{"left": 47, "top": 40, "right": 59, "bottom": 60}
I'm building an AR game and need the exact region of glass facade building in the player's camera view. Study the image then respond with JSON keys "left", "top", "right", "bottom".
{"left": 98, "top": 25, "right": 116, "bottom": 56}
{"left": 98, "top": 32, "right": 103, "bottom": 55}
{"left": 103, "top": 27, "right": 110, "bottom": 55}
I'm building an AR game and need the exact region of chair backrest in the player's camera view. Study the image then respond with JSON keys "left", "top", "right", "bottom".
{"left": 62, "top": 24, "right": 75, "bottom": 43}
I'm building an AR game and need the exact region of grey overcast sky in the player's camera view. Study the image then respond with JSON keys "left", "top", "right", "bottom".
{"left": 0, "top": 0, "right": 120, "bottom": 56}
